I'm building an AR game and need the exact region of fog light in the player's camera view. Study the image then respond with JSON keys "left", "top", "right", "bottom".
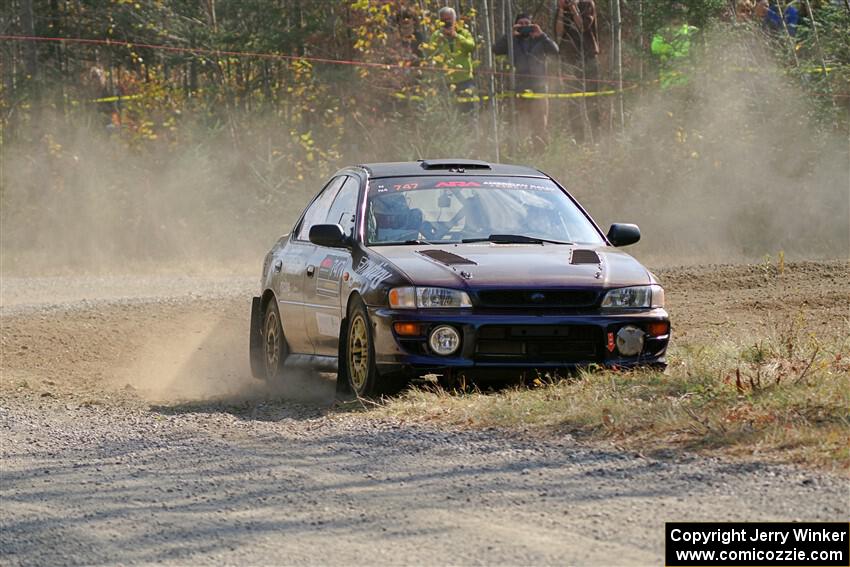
{"left": 429, "top": 325, "right": 461, "bottom": 356}
{"left": 616, "top": 325, "right": 645, "bottom": 356}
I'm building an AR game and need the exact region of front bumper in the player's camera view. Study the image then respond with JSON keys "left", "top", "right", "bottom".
{"left": 367, "top": 306, "right": 670, "bottom": 376}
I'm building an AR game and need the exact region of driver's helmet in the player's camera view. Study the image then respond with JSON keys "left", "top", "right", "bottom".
{"left": 372, "top": 193, "right": 413, "bottom": 230}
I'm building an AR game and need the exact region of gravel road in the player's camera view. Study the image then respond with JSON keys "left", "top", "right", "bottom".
{"left": 1, "top": 265, "right": 848, "bottom": 566}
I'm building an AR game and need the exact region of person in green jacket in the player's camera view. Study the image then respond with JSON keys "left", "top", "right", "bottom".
{"left": 650, "top": 8, "right": 698, "bottom": 89}
{"left": 426, "top": 7, "right": 477, "bottom": 108}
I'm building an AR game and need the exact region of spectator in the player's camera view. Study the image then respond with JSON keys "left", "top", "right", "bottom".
{"left": 650, "top": 5, "right": 699, "bottom": 89}
{"left": 494, "top": 13, "right": 559, "bottom": 150}
{"left": 764, "top": 0, "right": 800, "bottom": 35}
{"left": 425, "top": 7, "right": 477, "bottom": 109}
{"left": 755, "top": 0, "right": 771, "bottom": 20}
{"left": 736, "top": 0, "right": 755, "bottom": 20}
{"left": 554, "top": 0, "right": 600, "bottom": 142}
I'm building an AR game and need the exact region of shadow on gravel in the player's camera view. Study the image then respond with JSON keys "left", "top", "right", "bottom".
{"left": 148, "top": 370, "right": 341, "bottom": 422}
{"left": 4, "top": 419, "right": 844, "bottom": 567}
{"left": 148, "top": 397, "right": 333, "bottom": 422}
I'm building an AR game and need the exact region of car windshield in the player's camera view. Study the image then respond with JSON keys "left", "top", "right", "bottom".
{"left": 365, "top": 176, "right": 605, "bottom": 246}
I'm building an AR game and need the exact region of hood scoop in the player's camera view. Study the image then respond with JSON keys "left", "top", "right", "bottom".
{"left": 418, "top": 249, "right": 477, "bottom": 266}
{"left": 571, "top": 249, "right": 601, "bottom": 265}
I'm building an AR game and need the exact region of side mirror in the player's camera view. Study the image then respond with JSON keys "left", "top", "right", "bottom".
{"left": 309, "top": 224, "right": 350, "bottom": 248}
{"left": 606, "top": 223, "right": 641, "bottom": 247}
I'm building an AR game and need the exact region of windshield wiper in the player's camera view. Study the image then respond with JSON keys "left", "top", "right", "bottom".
{"left": 402, "top": 239, "right": 435, "bottom": 245}
{"left": 462, "top": 234, "right": 573, "bottom": 245}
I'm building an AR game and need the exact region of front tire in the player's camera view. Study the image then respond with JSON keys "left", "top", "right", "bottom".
{"left": 262, "top": 300, "right": 288, "bottom": 381}
{"left": 342, "top": 300, "right": 400, "bottom": 398}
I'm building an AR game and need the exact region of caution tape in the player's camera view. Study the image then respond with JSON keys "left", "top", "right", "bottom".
{"left": 514, "top": 84, "right": 640, "bottom": 99}
{"left": 90, "top": 94, "right": 144, "bottom": 103}
{"left": 89, "top": 88, "right": 625, "bottom": 105}
{"left": 729, "top": 64, "right": 839, "bottom": 74}
{"left": 392, "top": 85, "right": 639, "bottom": 103}
{"left": 804, "top": 66, "right": 835, "bottom": 74}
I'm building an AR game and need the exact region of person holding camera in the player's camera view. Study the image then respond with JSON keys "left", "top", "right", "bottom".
{"left": 493, "top": 13, "right": 559, "bottom": 150}
{"left": 426, "top": 7, "right": 477, "bottom": 109}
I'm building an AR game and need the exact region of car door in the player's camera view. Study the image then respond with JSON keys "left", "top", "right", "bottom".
{"left": 278, "top": 176, "right": 346, "bottom": 355}
{"left": 303, "top": 175, "right": 362, "bottom": 356}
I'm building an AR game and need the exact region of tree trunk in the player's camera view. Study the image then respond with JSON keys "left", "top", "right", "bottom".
{"left": 481, "top": 0, "right": 500, "bottom": 162}
{"left": 614, "top": 0, "right": 624, "bottom": 134}
{"left": 20, "top": 0, "right": 38, "bottom": 83}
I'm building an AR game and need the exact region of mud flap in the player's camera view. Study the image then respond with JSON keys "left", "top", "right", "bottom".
{"left": 249, "top": 296, "right": 265, "bottom": 379}
{"left": 335, "top": 316, "right": 354, "bottom": 397}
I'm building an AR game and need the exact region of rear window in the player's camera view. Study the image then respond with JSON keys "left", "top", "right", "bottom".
{"left": 365, "top": 176, "right": 605, "bottom": 246}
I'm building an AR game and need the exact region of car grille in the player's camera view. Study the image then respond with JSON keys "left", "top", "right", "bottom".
{"left": 476, "top": 289, "right": 599, "bottom": 309}
{"left": 474, "top": 325, "right": 602, "bottom": 363}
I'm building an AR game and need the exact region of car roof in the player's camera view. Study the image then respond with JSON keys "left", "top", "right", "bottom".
{"left": 352, "top": 159, "right": 548, "bottom": 179}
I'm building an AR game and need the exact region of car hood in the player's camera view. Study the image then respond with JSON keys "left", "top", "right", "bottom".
{"left": 368, "top": 243, "right": 652, "bottom": 290}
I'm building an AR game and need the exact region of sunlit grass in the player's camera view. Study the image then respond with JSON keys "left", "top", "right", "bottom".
{"left": 369, "top": 324, "right": 850, "bottom": 471}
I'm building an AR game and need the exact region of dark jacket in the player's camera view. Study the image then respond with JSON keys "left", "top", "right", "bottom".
{"left": 554, "top": 0, "right": 599, "bottom": 63}
{"left": 493, "top": 32, "right": 559, "bottom": 92}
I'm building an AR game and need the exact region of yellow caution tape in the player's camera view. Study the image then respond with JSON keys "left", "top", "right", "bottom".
{"left": 395, "top": 86, "right": 639, "bottom": 103}
{"left": 729, "top": 65, "right": 838, "bottom": 74}
{"left": 90, "top": 94, "right": 144, "bottom": 103}
{"left": 805, "top": 66, "right": 835, "bottom": 74}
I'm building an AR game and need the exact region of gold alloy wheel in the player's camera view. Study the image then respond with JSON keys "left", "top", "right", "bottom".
{"left": 348, "top": 314, "right": 369, "bottom": 392}
{"left": 264, "top": 308, "right": 280, "bottom": 377}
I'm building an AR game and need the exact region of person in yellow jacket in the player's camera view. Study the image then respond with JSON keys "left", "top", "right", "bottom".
{"left": 425, "top": 7, "right": 477, "bottom": 109}
{"left": 650, "top": 8, "right": 698, "bottom": 89}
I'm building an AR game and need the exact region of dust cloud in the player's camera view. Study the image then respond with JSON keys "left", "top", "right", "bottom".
{"left": 0, "top": 113, "right": 308, "bottom": 276}
{"left": 112, "top": 304, "right": 336, "bottom": 405}
{"left": 2, "top": 30, "right": 848, "bottom": 277}
{"left": 557, "top": 29, "right": 850, "bottom": 264}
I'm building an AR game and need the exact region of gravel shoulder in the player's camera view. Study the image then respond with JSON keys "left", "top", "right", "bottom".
{"left": 1, "top": 262, "right": 848, "bottom": 566}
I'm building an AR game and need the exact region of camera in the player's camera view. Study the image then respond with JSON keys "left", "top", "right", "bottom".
{"left": 518, "top": 25, "right": 534, "bottom": 36}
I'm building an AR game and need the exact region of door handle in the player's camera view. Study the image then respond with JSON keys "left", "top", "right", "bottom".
{"left": 306, "top": 265, "right": 315, "bottom": 277}
{"left": 274, "top": 260, "right": 282, "bottom": 273}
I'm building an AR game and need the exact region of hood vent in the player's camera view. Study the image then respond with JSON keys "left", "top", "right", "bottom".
{"left": 571, "top": 249, "right": 600, "bottom": 265}
{"left": 418, "top": 249, "right": 477, "bottom": 266}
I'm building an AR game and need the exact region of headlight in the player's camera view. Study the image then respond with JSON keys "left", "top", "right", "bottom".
{"left": 388, "top": 287, "right": 472, "bottom": 309}
{"left": 601, "top": 285, "right": 664, "bottom": 309}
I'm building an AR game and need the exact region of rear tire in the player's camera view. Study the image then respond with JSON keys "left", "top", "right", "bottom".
{"left": 262, "top": 300, "right": 288, "bottom": 382}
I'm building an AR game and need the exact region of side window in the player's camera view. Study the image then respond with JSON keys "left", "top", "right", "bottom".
{"left": 296, "top": 176, "right": 346, "bottom": 241}
{"left": 325, "top": 176, "right": 360, "bottom": 237}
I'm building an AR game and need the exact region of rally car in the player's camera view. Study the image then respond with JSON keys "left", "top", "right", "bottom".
{"left": 249, "top": 159, "right": 670, "bottom": 397}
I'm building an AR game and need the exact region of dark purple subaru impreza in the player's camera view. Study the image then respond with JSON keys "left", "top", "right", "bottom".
{"left": 250, "top": 159, "right": 670, "bottom": 397}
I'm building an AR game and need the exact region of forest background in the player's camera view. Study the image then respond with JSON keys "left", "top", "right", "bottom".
{"left": 1, "top": 0, "right": 848, "bottom": 274}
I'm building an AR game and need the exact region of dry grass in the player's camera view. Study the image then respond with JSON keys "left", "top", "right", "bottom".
{"left": 372, "top": 323, "right": 850, "bottom": 472}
